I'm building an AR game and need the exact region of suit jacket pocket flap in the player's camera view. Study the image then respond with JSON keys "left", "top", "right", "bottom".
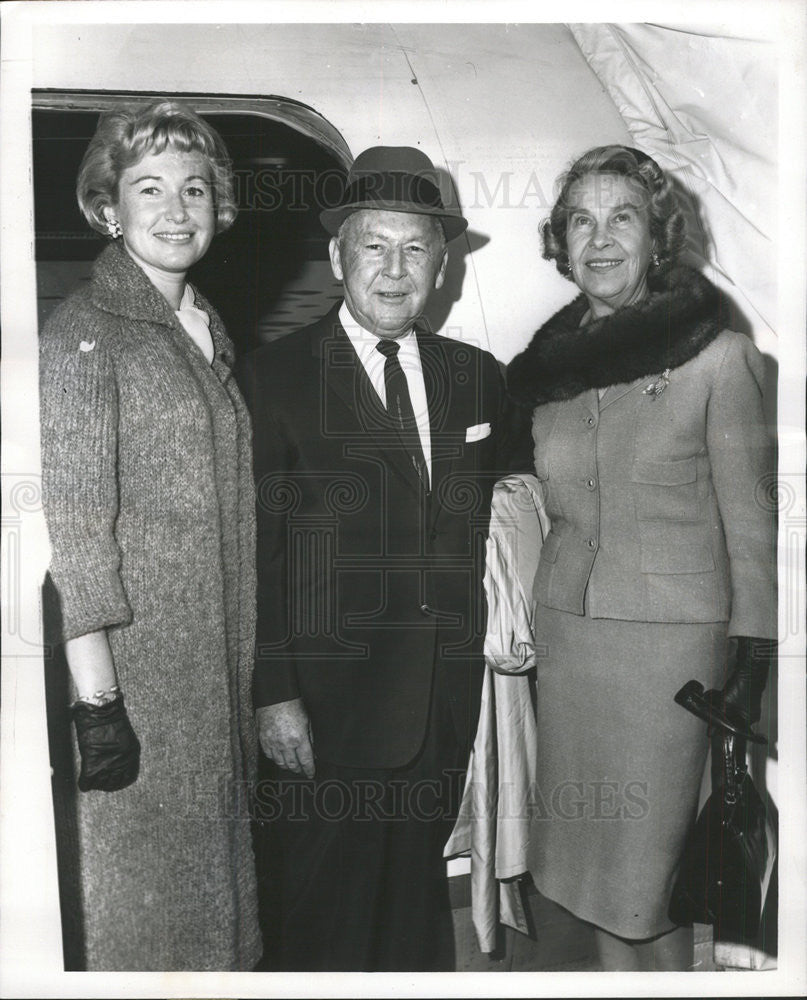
{"left": 639, "top": 522, "right": 715, "bottom": 574}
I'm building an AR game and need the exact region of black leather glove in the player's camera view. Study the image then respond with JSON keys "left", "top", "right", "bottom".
{"left": 707, "top": 637, "right": 771, "bottom": 795}
{"left": 719, "top": 636, "right": 774, "bottom": 729}
{"left": 72, "top": 695, "right": 141, "bottom": 792}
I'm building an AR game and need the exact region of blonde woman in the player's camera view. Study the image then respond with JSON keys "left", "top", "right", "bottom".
{"left": 40, "top": 100, "right": 260, "bottom": 971}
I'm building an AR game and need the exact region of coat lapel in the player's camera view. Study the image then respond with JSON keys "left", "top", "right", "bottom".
{"left": 310, "top": 306, "right": 422, "bottom": 494}
{"left": 90, "top": 243, "right": 237, "bottom": 387}
{"left": 190, "top": 285, "right": 237, "bottom": 373}
{"left": 576, "top": 388, "right": 599, "bottom": 420}
{"left": 417, "top": 329, "right": 451, "bottom": 498}
{"left": 417, "top": 327, "right": 472, "bottom": 525}
{"left": 90, "top": 242, "right": 179, "bottom": 329}
{"left": 598, "top": 375, "right": 651, "bottom": 411}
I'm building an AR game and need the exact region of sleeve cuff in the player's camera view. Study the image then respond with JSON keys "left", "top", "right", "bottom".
{"left": 47, "top": 566, "right": 132, "bottom": 642}
{"left": 252, "top": 662, "right": 299, "bottom": 708}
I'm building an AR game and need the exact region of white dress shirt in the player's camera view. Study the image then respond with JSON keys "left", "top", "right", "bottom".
{"left": 339, "top": 301, "right": 432, "bottom": 482}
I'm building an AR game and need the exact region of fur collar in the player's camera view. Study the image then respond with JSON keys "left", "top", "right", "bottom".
{"left": 507, "top": 265, "right": 723, "bottom": 407}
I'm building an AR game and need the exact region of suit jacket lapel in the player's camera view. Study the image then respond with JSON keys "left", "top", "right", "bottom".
{"left": 311, "top": 305, "right": 422, "bottom": 494}
{"left": 417, "top": 327, "right": 466, "bottom": 520}
{"left": 599, "top": 375, "right": 651, "bottom": 410}
{"left": 574, "top": 388, "right": 599, "bottom": 422}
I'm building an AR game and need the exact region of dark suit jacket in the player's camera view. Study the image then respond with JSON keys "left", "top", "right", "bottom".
{"left": 237, "top": 304, "right": 503, "bottom": 768}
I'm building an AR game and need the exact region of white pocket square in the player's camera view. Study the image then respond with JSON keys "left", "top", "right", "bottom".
{"left": 465, "top": 422, "right": 492, "bottom": 443}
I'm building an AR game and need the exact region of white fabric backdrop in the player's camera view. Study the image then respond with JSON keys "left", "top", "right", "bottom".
{"left": 570, "top": 23, "right": 777, "bottom": 357}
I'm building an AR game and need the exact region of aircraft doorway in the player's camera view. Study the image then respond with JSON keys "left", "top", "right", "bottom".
{"left": 32, "top": 91, "right": 352, "bottom": 356}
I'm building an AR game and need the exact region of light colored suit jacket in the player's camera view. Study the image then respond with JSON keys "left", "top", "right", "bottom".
{"left": 529, "top": 330, "right": 776, "bottom": 638}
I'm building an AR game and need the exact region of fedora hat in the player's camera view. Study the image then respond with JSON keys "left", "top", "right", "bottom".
{"left": 320, "top": 146, "right": 468, "bottom": 242}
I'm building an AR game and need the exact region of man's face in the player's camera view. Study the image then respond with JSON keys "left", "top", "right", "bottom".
{"left": 329, "top": 210, "right": 448, "bottom": 338}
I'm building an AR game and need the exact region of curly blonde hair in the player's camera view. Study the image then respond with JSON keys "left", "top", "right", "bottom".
{"left": 77, "top": 99, "right": 237, "bottom": 236}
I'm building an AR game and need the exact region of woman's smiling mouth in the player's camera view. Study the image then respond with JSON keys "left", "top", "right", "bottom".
{"left": 586, "top": 258, "right": 624, "bottom": 270}
{"left": 155, "top": 232, "right": 194, "bottom": 243}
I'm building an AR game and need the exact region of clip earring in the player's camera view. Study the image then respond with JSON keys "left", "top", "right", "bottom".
{"left": 106, "top": 218, "right": 123, "bottom": 239}
{"left": 651, "top": 249, "right": 660, "bottom": 268}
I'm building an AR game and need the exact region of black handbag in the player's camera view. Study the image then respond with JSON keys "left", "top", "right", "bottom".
{"left": 668, "top": 681, "right": 776, "bottom": 940}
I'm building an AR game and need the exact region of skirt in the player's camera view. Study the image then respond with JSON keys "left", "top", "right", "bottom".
{"left": 527, "top": 604, "right": 728, "bottom": 939}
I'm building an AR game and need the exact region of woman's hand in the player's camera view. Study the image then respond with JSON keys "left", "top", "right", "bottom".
{"left": 705, "top": 638, "right": 772, "bottom": 793}
{"left": 720, "top": 636, "right": 774, "bottom": 729}
{"left": 72, "top": 695, "right": 141, "bottom": 792}
{"left": 64, "top": 629, "right": 140, "bottom": 791}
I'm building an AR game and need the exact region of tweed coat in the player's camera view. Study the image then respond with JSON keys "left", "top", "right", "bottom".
{"left": 39, "top": 242, "right": 261, "bottom": 971}
{"left": 508, "top": 265, "right": 777, "bottom": 639}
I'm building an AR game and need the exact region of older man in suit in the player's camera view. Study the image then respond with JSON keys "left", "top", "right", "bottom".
{"left": 237, "top": 146, "right": 503, "bottom": 971}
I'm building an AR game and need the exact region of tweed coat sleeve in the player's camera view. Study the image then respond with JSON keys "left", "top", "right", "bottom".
{"left": 39, "top": 298, "right": 133, "bottom": 640}
{"left": 706, "top": 333, "right": 777, "bottom": 639}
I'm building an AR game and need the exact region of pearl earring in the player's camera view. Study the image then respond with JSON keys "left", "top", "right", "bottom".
{"left": 106, "top": 218, "right": 122, "bottom": 239}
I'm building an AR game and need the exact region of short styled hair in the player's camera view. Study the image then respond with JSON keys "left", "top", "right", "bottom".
{"left": 542, "top": 145, "right": 686, "bottom": 280}
{"left": 77, "top": 99, "right": 237, "bottom": 236}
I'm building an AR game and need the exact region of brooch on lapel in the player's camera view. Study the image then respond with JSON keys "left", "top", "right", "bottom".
{"left": 643, "top": 368, "right": 671, "bottom": 399}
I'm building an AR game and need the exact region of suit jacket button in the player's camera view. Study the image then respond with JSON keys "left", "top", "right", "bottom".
{"left": 586, "top": 477, "right": 597, "bottom": 490}
{"left": 586, "top": 537, "right": 597, "bottom": 550}
{"left": 585, "top": 415, "right": 596, "bottom": 426}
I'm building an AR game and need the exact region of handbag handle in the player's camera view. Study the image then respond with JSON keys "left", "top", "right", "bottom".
{"left": 718, "top": 730, "right": 746, "bottom": 807}
{"left": 673, "top": 680, "right": 767, "bottom": 745}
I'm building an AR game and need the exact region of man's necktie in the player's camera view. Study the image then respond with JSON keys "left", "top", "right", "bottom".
{"left": 375, "top": 338, "right": 429, "bottom": 492}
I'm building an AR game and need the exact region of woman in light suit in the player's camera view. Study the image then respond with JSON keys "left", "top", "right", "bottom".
{"left": 506, "top": 145, "right": 776, "bottom": 970}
